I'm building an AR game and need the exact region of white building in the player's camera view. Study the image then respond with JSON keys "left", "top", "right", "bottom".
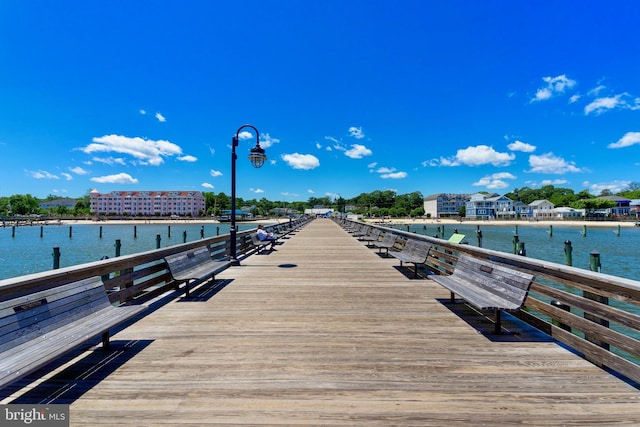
{"left": 423, "top": 193, "right": 471, "bottom": 218}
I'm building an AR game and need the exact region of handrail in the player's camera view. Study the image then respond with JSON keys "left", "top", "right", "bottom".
{"left": 339, "top": 219, "right": 640, "bottom": 385}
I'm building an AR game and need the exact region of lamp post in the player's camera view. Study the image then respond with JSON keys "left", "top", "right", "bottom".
{"left": 229, "top": 124, "right": 267, "bottom": 265}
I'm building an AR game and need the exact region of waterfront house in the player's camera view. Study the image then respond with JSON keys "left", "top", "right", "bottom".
{"left": 597, "top": 195, "right": 631, "bottom": 217}
{"left": 529, "top": 199, "right": 555, "bottom": 219}
{"left": 465, "top": 193, "right": 514, "bottom": 220}
{"left": 552, "top": 206, "right": 584, "bottom": 219}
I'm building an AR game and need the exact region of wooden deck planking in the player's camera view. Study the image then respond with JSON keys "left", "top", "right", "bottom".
{"left": 6, "top": 219, "right": 640, "bottom": 425}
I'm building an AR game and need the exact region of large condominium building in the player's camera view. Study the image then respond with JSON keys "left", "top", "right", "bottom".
{"left": 89, "top": 190, "right": 206, "bottom": 217}
{"left": 423, "top": 193, "right": 471, "bottom": 218}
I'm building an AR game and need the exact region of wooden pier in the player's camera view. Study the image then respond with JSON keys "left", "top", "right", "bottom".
{"left": 4, "top": 219, "right": 640, "bottom": 425}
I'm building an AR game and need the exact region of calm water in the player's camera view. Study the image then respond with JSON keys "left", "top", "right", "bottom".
{"left": 0, "top": 222, "right": 262, "bottom": 280}
{"left": 0, "top": 221, "right": 639, "bottom": 282}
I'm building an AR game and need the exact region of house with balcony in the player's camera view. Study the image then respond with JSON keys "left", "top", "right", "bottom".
{"left": 89, "top": 190, "right": 206, "bottom": 217}
{"left": 597, "top": 195, "right": 631, "bottom": 217}
{"left": 465, "top": 193, "right": 514, "bottom": 220}
{"left": 423, "top": 193, "right": 471, "bottom": 218}
{"left": 529, "top": 200, "right": 555, "bottom": 219}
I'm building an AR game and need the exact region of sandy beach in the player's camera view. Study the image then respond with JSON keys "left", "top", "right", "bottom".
{"left": 53, "top": 216, "right": 638, "bottom": 228}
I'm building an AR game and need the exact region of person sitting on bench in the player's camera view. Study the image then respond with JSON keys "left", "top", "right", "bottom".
{"left": 257, "top": 224, "right": 277, "bottom": 250}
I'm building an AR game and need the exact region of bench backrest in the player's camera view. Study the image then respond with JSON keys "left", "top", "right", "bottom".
{"left": 402, "top": 240, "right": 432, "bottom": 260}
{"left": 378, "top": 233, "right": 397, "bottom": 246}
{"left": 454, "top": 254, "right": 535, "bottom": 308}
{"left": 164, "top": 247, "right": 212, "bottom": 275}
{"left": 250, "top": 233, "right": 265, "bottom": 245}
{"left": 0, "top": 277, "right": 110, "bottom": 353}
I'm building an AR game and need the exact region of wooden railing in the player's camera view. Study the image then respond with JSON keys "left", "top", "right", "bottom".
{"left": 340, "top": 219, "right": 640, "bottom": 385}
{"left": 0, "top": 218, "right": 311, "bottom": 307}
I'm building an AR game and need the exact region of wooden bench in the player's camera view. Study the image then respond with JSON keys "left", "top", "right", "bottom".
{"left": 164, "top": 247, "right": 232, "bottom": 297}
{"left": 430, "top": 254, "right": 535, "bottom": 334}
{"left": 373, "top": 232, "right": 398, "bottom": 256}
{"left": 389, "top": 239, "right": 432, "bottom": 278}
{"left": 359, "top": 228, "right": 381, "bottom": 247}
{"left": 250, "top": 232, "right": 276, "bottom": 254}
{"left": 0, "top": 276, "right": 147, "bottom": 390}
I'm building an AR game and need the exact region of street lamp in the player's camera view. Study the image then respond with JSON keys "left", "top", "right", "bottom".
{"left": 230, "top": 124, "right": 267, "bottom": 265}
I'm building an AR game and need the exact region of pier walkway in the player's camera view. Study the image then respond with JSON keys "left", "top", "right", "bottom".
{"left": 4, "top": 219, "right": 640, "bottom": 425}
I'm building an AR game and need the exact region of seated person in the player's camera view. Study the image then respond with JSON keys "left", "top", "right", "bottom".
{"left": 257, "top": 224, "right": 277, "bottom": 249}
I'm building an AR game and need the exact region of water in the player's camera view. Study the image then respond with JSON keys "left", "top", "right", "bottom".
{"left": 1, "top": 221, "right": 639, "bottom": 282}
{"left": 390, "top": 222, "right": 640, "bottom": 281}
{"left": 0, "top": 222, "right": 263, "bottom": 280}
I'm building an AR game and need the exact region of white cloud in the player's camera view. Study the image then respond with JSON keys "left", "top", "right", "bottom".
{"left": 155, "top": 112, "right": 166, "bottom": 122}
{"left": 584, "top": 94, "right": 624, "bottom": 115}
{"left": 210, "top": 169, "right": 223, "bottom": 177}
{"left": 472, "top": 172, "right": 516, "bottom": 189}
{"left": 527, "top": 152, "right": 582, "bottom": 174}
{"left": 201, "top": 183, "right": 214, "bottom": 189}
{"left": 376, "top": 167, "right": 407, "bottom": 179}
{"left": 324, "top": 136, "right": 340, "bottom": 144}
{"left": 250, "top": 188, "right": 264, "bottom": 194}
{"left": 569, "top": 94, "right": 581, "bottom": 103}
{"left": 139, "top": 109, "right": 147, "bottom": 115}
{"left": 26, "top": 169, "right": 59, "bottom": 179}
{"left": 348, "top": 126, "right": 365, "bottom": 139}
{"left": 259, "top": 133, "right": 280, "bottom": 149}
{"left": 69, "top": 166, "right": 88, "bottom": 175}
{"left": 444, "top": 145, "right": 515, "bottom": 167}
{"left": 344, "top": 144, "right": 372, "bottom": 159}
{"left": 82, "top": 135, "right": 183, "bottom": 166}
{"left": 308, "top": 189, "right": 315, "bottom": 194}
{"left": 315, "top": 142, "right": 322, "bottom": 149}
{"left": 583, "top": 180, "right": 632, "bottom": 195}
{"left": 92, "top": 156, "right": 127, "bottom": 166}
{"left": 531, "top": 75, "right": 577, "bottom": 102}
{"left": 507, "top": 140, "right": 536, "bottom": 153}
{"left": 281, "top": 153, "right": 320, "bottom": 170}
{"left": 584, "top": 93, "right": 640, "bottom": 115}
{"left": 608, "top": 131, "right": 640, "bottom": 149}
{"left": 178, "top": 155, "right": 197, "bottom": 162}
{"left": 90, "top": 173, "right": 138, "bottom": 184}
{"left": 61, "top": 173, "right": 72, "bottom": 181}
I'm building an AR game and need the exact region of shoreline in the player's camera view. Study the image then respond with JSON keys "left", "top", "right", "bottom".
{"left": 15, "top": 217, "right": 637, "bottom": 228}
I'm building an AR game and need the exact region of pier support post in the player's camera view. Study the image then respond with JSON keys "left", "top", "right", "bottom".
{"left": 512, "top": 234, "right": 519, "bottom": 254}
{"left": 99, "top": 225, "right": 103, "bottom": 239}
{"left": 156, "top": 234, "right": 161, "bottom": 249}
{"left": 200, "top": 226, "right": 205, "bottom": 239}
{"left": 564, "top": 240, "right": 572, "bottom": 266}
{"left": 476, "top": 226, "right": 482, "bottom": 247}
{"left": 134, "top": 225, "right": 137, "bottom": 239}
{"left": 183, "top": 230, "right": 187, "bottom": 243}
{"left": 168, "top": 225, "right": 171, "bottom": 239}
{"left": 69, "top": 226, "right": 72, "bottom": 238}
{"left": 549, "top": 225, "right": 553, "bottom": 238}
{"left": 516, "top": 241, "right": 526, "bottom": 256}
{"left": 52, "top": 246, "right": 61, "bottom": 269}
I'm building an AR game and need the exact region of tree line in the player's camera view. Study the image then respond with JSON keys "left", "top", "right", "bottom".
{"left": 1, "top": 182, "right": 638, "bottom": 218}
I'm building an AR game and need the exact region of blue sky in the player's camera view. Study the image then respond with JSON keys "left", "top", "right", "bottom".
{"left": 1, "top": 1, "right": 639, "bottom": 202}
